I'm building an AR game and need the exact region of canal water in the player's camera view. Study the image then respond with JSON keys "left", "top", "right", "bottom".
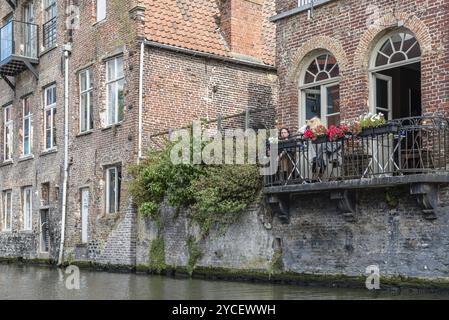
{"left": 1, "top": 264, "right": 448, "bottom": 300}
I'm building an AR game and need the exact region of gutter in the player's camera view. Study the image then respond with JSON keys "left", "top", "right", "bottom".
{"left": 137, "top": 41, "right": 144, "bottom": 162}
{"left": 141, "top": 39, "right": 276, "bottom": 71}
{"left": 58, "top": 43, "right": 72, "bottom": 266}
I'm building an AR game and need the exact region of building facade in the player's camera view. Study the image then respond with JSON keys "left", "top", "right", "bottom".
{"left": 0, "top": 0, "right": 65, "bottom": 260}
{"left": 0, "top": 0, "right": 277, "bottom": 265}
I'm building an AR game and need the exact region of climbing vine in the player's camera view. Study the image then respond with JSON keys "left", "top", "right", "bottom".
{"left": 129, "top": 132, "right": 262, "bottom": 237}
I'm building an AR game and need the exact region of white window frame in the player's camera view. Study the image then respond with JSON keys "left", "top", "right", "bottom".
{"left": 106, "top": 56, "right": 125, "bottom": 125}
{"left": 368, "top": 29, "right": 421, "bottom": 115}
{"left": 22, "top": 97, "right": 33, "bottom": 156}
{"left": 96, "top": 0, "right": 107, "bottom": 22}
{"left": 298, "top": 52, "right": 341, "bottom": 127}
{"left": 44, "top": 85, "right": 56, "bottom": 150}
{"left": 3, "top": 105, "right": 13, "bottom": 161}
{"left": 105, "top": 166, "right": 120, "bottom": 214}
{"left": 3, "top": 191, "right": 12, "bottom": 232}
{"left": 79, "top": 68, "right": 94, "bottom": 133}
{"left": 23, "top": 187, "right": 33, "bottom": 231}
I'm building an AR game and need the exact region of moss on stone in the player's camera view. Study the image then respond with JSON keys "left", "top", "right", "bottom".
{"left": 149, "top": 237, "right": 167, "bottom": 273}
{"left": 186, "top": 235, "right": 203, "bottom": 275}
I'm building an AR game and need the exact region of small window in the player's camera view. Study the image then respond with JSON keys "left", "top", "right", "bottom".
{"left": 3, "top": 105, "right": 13, "bottom": 161}
{"left": 41, "top": 182, "right": 50, "bottom": 207}
{"left": 97, "top": 0, "right": 107, "bottom": 22}
{"left": 43, "top": 0, "right": 57, "bottom": 49}
{"left": 22, "top": 97, "right": 33, "bottom": 156}
{"left": 2, "top": 190, "right": 12, "bottom": 232}
{"left": 105, "top": 166, "right": 121, "bottom": 214}
{"left": 106, "top": 56, "right": 125, "bottom": 125}
{"left": 79, "top": 68, "right": 94, "bottom": 132}
{"left": 23, "top": 187, "right": 33, "bottom": 231}
{"left": 44, "top": 85, "right": 57, "bottom": 150}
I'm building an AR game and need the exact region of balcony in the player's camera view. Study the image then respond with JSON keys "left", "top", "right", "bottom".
{"left": 0, "top": 20, "right": 39, "bottom": 86}
{"left": 264, "top": 117, "right": 449, "bottom": 221}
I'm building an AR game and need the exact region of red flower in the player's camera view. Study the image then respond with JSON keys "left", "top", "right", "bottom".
{"left": 327, "top": 125, "right": 344, "bottom": 141}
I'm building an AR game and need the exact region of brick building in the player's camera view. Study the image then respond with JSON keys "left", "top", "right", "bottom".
{"left": 0, "top": 0, "right": 65, "bottom": 260}
{"left": 0, "top": 0, "right": 277, "bottom": 265}
{"left": 272, "top": 0, "right": 449, "bottom": 129}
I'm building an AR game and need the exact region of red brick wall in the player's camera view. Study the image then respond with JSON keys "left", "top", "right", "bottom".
{"left": 140, "top": 46, "right": 278, "bottom": 150}
{"left": 275, "top": 0, "right": 449, "bottom": 130}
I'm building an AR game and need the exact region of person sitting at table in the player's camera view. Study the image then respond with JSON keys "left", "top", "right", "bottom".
{"left": 278, "top": 127, "right": 295, "bottom": 182}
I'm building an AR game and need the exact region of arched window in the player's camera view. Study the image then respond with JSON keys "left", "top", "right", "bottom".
{"left": 374, "top": 31, "right": 421, "bottom": 68}
{"left": 300, "top": 53, "right": 341, "bottom": 126}
{"left": 369, "top": 30, "right": 422, "bottom": 119}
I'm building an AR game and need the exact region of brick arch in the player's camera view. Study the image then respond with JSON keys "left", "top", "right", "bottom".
{"left": 288, "top": 36, "right": 348, "bottom": 85}
{"left": 354, "top": 12, "right": 432, "bottom": 71}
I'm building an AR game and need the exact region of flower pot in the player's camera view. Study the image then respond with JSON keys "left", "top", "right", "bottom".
{"left": 312, "top": 135, "right": 328, "bottom": 144}
{"left": 372, "top": 123, "right": 399, "bottom": 135}
{"left": 359, "top": 127, "right": 374, "bottom": 137}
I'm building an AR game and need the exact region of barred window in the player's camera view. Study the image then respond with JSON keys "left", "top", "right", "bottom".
{"left": 43, "top": 0, "right": 57, "bottom": 49}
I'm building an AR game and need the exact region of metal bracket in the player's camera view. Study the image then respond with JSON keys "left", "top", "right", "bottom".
{"left": 1, "top": 74, "right": 15, "bottom": 92}
{"left": 6, "top": 0, "right": 16, "bottom": 10}
{"left": 410, "top": 183, "right": 439, "bottom": 220}
{"left": 23, "top": 60, "right": 39, "bottom": 80}
{"left": 330, "top": 190, "right": 357, "bottom": 222}
{"left": 267, "top": 194, "right": 290, "bottom": 224}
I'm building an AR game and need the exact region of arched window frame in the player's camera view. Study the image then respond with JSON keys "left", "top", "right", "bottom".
{"left": 368, "top": 29, "right": 422, "bottom": 118}
{"left": 298, "top": 51, "right": 341, "bottom": 127}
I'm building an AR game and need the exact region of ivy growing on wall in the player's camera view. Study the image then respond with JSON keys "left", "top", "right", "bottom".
{"left": 129, "top": 132, "right": 262, "bottom": 237}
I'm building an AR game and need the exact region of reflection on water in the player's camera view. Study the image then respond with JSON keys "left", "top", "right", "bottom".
{"left": 0, "top": 264, "right": 448, "bottom": 300}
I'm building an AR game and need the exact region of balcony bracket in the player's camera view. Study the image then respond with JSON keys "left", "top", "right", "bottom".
{"left": 23, "top": 60, "right": 39, "bottom": 80}
{"left": 330, "top": 190, "right": 357, "bottom": 222}
{"left": 267, "top": 194, "right": 290, "bottom": 224}
{"left": 410, "top": 183, "right": 439, "bottom": 220}
{"left": 1, "top": 74, "right": 15, "bottom": 92}
{"left": 6, "top": 0, "right": 16, "bottom": 10}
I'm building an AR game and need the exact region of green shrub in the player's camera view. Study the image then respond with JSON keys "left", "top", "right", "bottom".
{"left": 149, "top": 237, "right": 166, "bottom": 273}
{"left": 129, "top": 129, "right": 263, "bottom": 237}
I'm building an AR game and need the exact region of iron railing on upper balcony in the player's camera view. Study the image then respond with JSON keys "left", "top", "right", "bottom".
{"left": 265, "top": 117, "right": 449, "bottom": 187}
{"left": 0, "top": 20, "right": 38, "bottom": 64}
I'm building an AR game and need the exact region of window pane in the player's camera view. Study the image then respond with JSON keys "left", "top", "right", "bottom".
{"left": 116, "top": 57, "right": 124, "bottom": 79}
{"left": 97, "top": 0, "right": 106, "bottom": 22}
{"left": 376, "top": 78, "right": 389, "bottom": 110}
{"left": 117, "top": 79, "right": 125, "bottom": 122}
{"left": 304, "top": 86, "right": 321, "bottom": 121}
{"left": 80, "top": 72, "right": 87, "bottom": 92}
{"left": 80, "top": 94, "right": 87, "bottom": 132}
{"left": 107, "top": 60, "right": 114, "bottom": 82}
{"left": 108, "top": 83, "right": 116, "bottom": 124}
{"left": 108, "top": 169, "right": 116, "bottom": 213}
{"left": 89, "top": 91, "right": 94, "bottom": 129}
{"left": 327, "top": 84, "right": 340, "bottom": 115}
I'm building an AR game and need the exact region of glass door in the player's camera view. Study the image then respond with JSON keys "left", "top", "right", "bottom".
{"left": 373, "top": 73, "right": 392, "bottom": 120}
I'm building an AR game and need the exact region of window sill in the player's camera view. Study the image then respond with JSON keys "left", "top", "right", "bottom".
{"left": 0, "top": 160, "right": 13, "bottom": 167}
{"left": 40, "top": 45, "right": 58, "bottom": 58}
{"left": 40, "top": 148, "right": 58, "bottom": 157}
{"left": 18, "top": 154, "right": 34, "bottom": 162}
{"left": 76, "top": 130, "right": 94, "bottom": 137}
{"left": 101, "top": 122, "right": 123, "bottom": 131}
{"left": 93, "top": 19, "right": 107, "bottom": 27}
{"left": 1, "top": 230, "right": 12, "bottom": 233}
{"left": 19, "top": 230, "right": 33, "bottom": 234}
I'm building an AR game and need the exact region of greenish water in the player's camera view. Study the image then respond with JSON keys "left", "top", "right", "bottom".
{"left": 0, "top": 264, "right": 448, "bottom": 300}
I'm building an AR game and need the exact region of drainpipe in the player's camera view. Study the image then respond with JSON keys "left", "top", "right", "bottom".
{"left": 137, "top": 41, "right": 144, "bottom": 163}
{"left": 58, "top": 43, "right": 72, "bottom": 266}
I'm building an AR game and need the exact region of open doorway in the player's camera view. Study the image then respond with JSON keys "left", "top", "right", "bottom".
{"left": 370, "top": 30, "right": 422, "bottom": 119}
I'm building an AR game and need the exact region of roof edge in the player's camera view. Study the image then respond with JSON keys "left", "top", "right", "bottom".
{"left": 140, "top": 39, "right": 276, "bottom": 71}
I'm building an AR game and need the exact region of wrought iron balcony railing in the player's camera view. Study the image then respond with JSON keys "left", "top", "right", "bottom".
{"left": 265, "top": 117, "right": 449, "bottom": 188}
{"left": 0, "top": 20, "right": 39, "bottom": 79}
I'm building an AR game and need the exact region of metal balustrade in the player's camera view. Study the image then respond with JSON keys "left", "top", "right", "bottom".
{"left": 265, "top": 117, "right": 449, "bottom": 187}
